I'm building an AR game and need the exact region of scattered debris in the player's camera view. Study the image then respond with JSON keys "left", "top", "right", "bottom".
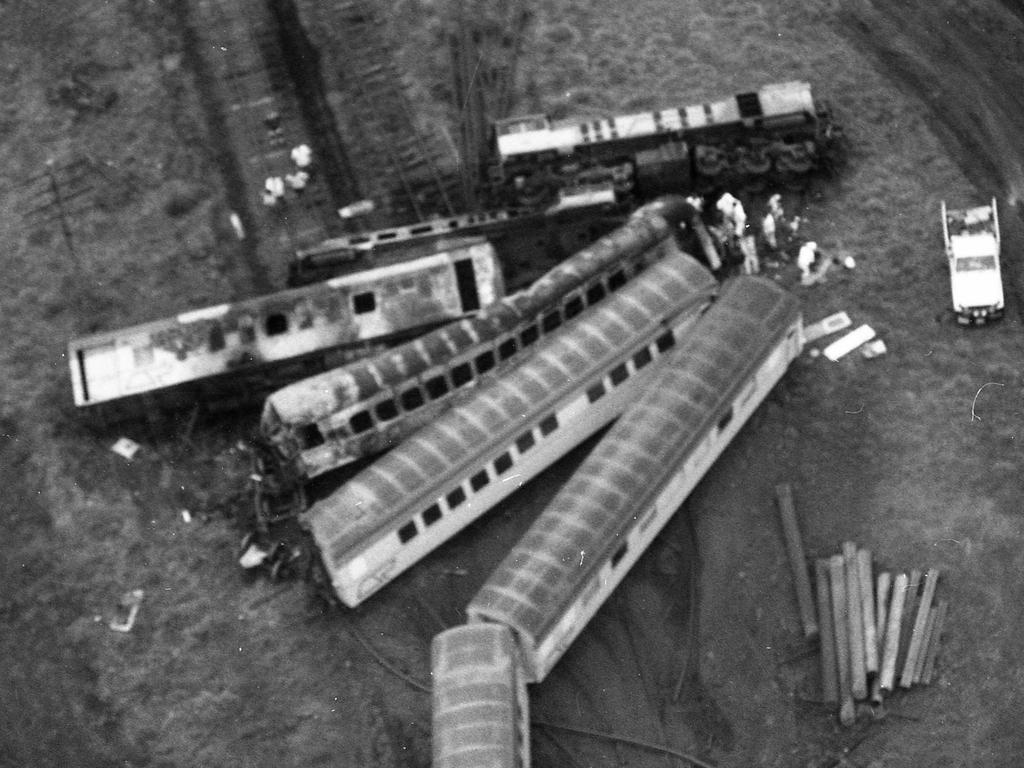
{"left": 804, "top": 311, "right": 852, "bottom": 343}
{"left": 110, "top": 436, "right": 141, "bottom": 461}
{"left": 823, "top": 324, "right": 876, "bottom": 361}
{"left": 861, "top": 339, "right": 887, "bottom": 359}
{"left": 109, "top": 589, "right": 144, "bottom": 632}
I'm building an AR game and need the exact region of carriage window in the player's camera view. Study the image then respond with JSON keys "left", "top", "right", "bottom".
{"left": 398, "top": 521, "right": 418, "bottom": 544}
{"left": 446, "top": 486, "right": 466, "bottom": 509}
{"left": 541, "top": 311, "right": 562, "bottom": 333}
{"left": 423, "top": 504, "right": 442, "bottom": 527}
{"left": 498, "top": 338, "right": 518, "bottom": 360}
{"left": 401, "top": 387, "right": 425, "bottom": 411}
{"left": 520, "top": 324, "right": 539, "bottom": 346}
{"left": 564, "top": 295, "right": 584, "bottom": 319}
{"left": 610, "top": 363, "right": 629, "bottom": 386}
{"left": 656, "top": 331, "right": 675, "bottom": 352}
{"left": 208, "top": 325, "right": 225, "bottom": 352}
{"left": 375, "top": 399, "right": 399, "bottom": 422}
{"left": 539, "top": 414, "right": 558, "bottom": 436}
{"left": 633, "top": 347, "right": 652, "bottom": 369}
{"left": 585, "top": 282, "right": 606, "bottom": 304}
{"left": 608, "top": 269, "right": 627, "bottom": 290}
{"left": 265, "top": 313, "right": 288, "bottom": 336}
{"left": 238, "top": 316, "right": 256, "bottom": 344}
{"left": 587, "top": 382, "right": 606, "bottom": 403}
{"left": 350, "top": 410, "right": 373, "bottom": 434}
{"left": 474, "top": 350, "right": 496, "bottom": 374}
{"left": 611, "top": 543, "right": 628, "bottom": 567}
{"left": 717, "top": 407, "right": 734, "bottom": 432}
{"left": 515, "top": 431, "right": 535, "bottom": 454}
{"left": 425, "top": 375, "right": 449, "bottom": 399}
{"left": 493, "top": 452, "right": 513, "bottom": 475}
{"left": 298, "top": 423, "right": 325, "bottom": 447}
{"left": 451, "top": 362, "right": 473, "bottom": 387}
{"left": 470, "top": 470, "right": 490, "bottom": 492}
{"left": 353, "top": 291, "right": 376, "bottom": 314}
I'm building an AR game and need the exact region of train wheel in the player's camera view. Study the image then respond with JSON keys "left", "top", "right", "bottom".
{"left": 737, "top": 147, "right": 772, "bottom": 176}
{"left": 695, "top": 145, "right": 727, "bottom": 177}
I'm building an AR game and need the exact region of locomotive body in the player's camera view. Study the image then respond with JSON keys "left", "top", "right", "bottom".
{"left": 486, "top": 81, "right": 840, "bottom": 208}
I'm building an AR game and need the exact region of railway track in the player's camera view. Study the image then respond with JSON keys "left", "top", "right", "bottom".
{"left": 316, "top": 0, "right": 463, "bottom": 224}
{"left": 189, "top": 0, "right": 352, "bottom": 255}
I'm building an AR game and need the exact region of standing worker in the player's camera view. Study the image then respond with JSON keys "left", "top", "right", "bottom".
{"left": 798, "top": 241, "right": 818, "bottom": 283}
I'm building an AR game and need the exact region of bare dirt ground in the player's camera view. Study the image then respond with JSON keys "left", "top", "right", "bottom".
{"left": 1, "top": 0, "right": 1022, "bottom": 767}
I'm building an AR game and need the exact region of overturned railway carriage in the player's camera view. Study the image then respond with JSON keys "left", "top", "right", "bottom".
{"left": 286, "top": 198, "right": 623, "bottom": 290}
{"left": 69, "top": 243, "right": 502, "bottom": 421}
{"left": 300, "top": 251, "right": 716, "bottom": 607}
{"left": 467, "top": 277, "right": 802, "bottom": 685}
{"left": 261, "top": 197, "right": 711, "bottom": 480}
{"left": 432, "top": 624, "right": 530, "bottom": 768}
{"left": 488, "top": 80, "right": 841, "bottom": 208}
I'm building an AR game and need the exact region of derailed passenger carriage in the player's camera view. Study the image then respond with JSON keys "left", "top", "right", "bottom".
{"left": 432, "top": 624, "right": 529, "bottom": 768}
{"left": 487, "top": 80, "right": 842, "bottom": 209}
{"left": 300, "top": 251, "right": 717, "bottom": 607}
{"left": 261, "top": 197, "right": 705, "bottom": 481}
{"left": 467, "top": 276, "right": 803, "bottom": 683}
{"left": 68, "top": 241, "right": 502, "bottom": 421}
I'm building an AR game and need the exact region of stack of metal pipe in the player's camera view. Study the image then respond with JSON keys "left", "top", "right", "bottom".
{"left": 813, "top": 544, "right": 947, "bottom": 725}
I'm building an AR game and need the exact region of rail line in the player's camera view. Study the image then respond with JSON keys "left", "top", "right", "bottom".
{"left": 316, "top": 0, "right": 462, "bottom": 223}
{"left": 190, "top": 0, "right": 350, "bottom": 253}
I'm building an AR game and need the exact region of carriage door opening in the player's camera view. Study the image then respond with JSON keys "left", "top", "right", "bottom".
{"left": 453, "top": 258, "right": 481, "bottom": 312}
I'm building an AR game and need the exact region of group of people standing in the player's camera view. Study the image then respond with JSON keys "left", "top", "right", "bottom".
{"left": 705, "top": 190, "right": 834, "bottom": 284}
{"left": 262, "top": 142, "right": 314, "bottom": 207}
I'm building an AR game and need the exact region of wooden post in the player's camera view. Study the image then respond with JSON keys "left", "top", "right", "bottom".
{"left": 815, "top": 559, "right": 838, "bottom": 703}
{"left": 774, "top": 484, "right": 818, "bottom": 638}
{"left": 921, "top": 599, "right": 948, "bottom": 685}
{"left": 895, "top": 569, "right": 921, "bottom": 677}
{"left": 900, "top": 568, "right": 939, "bottom": 688}
{"left": 842, "top": 542, "right": 867, "bottom": 700}
{"left": 829, "top": 554, "right": 855, "bottom": 726}
{"left": 879, "top": 572, "right": 908, "bottom": 691}
{"left": 857, "top": 549, "right": 877, "bottom": 674}
{"left": 911, "top": 603, "right": 937, "bottom": 685}
{"left": 869, "top": 572, "right": 891, "bottom": 704}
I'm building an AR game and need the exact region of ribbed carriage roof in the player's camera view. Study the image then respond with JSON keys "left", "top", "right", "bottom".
{"left": 300, "top": 252, "right": 716, "bottom": 563}
{"left": 264, "top": 197, "right": 691, "bottom": 425}
{"left": 432, "top": 624, "right": 519, "bottom": 768}
{"left": 467, "top": 277, "right": 799, "bottom": 644}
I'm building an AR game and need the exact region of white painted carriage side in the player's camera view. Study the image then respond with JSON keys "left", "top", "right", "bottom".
{"left": 69, "top": 244, "right": 501, "bottom": 407}
{"left": 526, "top": 316, "right": 803, "bottom": 681}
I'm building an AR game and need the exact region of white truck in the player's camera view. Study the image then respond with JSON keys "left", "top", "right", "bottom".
{"left": 941, "top": 198, "right": 1005, "bottom": 324}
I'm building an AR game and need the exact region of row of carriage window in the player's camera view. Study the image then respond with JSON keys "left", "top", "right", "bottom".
{"left": 393, "top": 328, "right": 677, "bottom": 547}
{"left": 319, "top": 268, "right": 632, "bottom": 445}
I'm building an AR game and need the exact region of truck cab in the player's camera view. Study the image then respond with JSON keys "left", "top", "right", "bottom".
{"left": 942, "top": 198, "right": 1004, "bottom": 325}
